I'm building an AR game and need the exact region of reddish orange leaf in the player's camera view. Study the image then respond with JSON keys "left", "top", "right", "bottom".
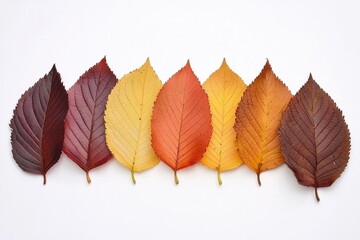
{"left": 151, "top": 61, "right": 212, "bottom": 184}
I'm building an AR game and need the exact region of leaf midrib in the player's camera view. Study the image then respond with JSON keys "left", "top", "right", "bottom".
{"left": 131, "top": 66, "right": 148, "bottom": 171}
{"left": 40, "top": 75, "right": 56, "bottom": 174}
{"left": 174, "top": 70, "right": 188, "bottom": 170}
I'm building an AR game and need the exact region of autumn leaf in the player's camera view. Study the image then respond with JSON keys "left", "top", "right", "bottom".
{"left": 279, "top": 75, "right": 350, "bottom": 201}
{"left": 234, "top": 60, "right": 292, "bottom": 186}
{"left": 10, "top": 65, "right": 68, "bottom": 184}
{"left": 151, "top": 61, "right": 212, "bottom": 184}
{"left": 105, "top": 58, "right": 162, "bottom": 184}
{"left": 201, "top": 59, "right": 247, "bottom": 185}
{"left": 63, "top": 57, "right": 117, "bottom": 183}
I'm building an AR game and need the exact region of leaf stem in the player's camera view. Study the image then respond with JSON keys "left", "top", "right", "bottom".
{"left": 86, "top": 172, "right": 91, "bottom": 184}
{"left": 257, "top": 172, "right": 261, "bottom": 186}
{"left": 315, "top": 187, "right": 320, "bottom": 202}
{"left": 217, "top": 169, "right": 222, "bottom": 185}
{"left": 43, "top": 174, "right": 46, "bottom": 185}
{"left": 174, "top": 171, "right": 179, "bottom": 185}
{"left": 131, "top": 169, "right": 136, "bottom": 184}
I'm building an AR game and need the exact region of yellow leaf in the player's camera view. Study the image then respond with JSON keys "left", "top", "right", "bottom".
{"left": 201, "top": 59, "right": 247, "bottom": 185}
{"left": 234, "top": 60, "right": 292, "bottom": 186}
{"left": 104, "top": 58, "right": 162, "bottom": 184}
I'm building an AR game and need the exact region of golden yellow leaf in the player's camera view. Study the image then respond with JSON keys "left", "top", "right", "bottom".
{"left": 104, "top": 58, "right": 162, "bottom": 184}
{"left": 201, "top": 59, "right": 247, "bottom": 185}
{"left": 234, "top": 60, "right": 292, "bottom": 186}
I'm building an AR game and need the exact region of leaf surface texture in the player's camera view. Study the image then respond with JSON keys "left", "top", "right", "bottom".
{"left": 279, "top": 75, "right": 350, "bottom": 201}
{"left": 10, "top": 66, "right": 68, "bottom": 184}
{"left": 151, "top": 61, "right": 212, "bottom": 184}
{"left": 201, "top": 59, "right": 247, "bottom": 184}
{"left": 63, "top": 57, "right": 117, "bottom": 183}
{"left": 234, "top": 61, "right": 292, "bottom": 185}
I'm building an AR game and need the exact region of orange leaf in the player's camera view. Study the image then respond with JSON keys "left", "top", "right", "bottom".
{"left": 151, "top": 61, "right": 212, "bottom": 184}
{"left": 234, "top": 60, "right": 292, "bottom": 185}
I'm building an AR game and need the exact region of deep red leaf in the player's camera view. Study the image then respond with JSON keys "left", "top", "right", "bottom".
{"left": 63, "top": 57, "right": 117, "bottom": 183}
{"left": 279, "top": 75, "right": 351, "bottom": 201}
{"left": 10, "top": 65, "right": 68, "bottom": 184}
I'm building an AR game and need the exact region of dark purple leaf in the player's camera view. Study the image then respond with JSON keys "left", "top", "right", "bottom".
{"left": 10, "top": 65, "right": 68, "bottom": 184}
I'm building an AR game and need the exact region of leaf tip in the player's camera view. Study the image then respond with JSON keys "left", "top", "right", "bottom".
{"left": 220, "top": 58, "right": 229, "bottom": 68}
{"left": 309, "top": 73, "right": 313, "bottom": 80}
{"left": 51, "top": 64, "right": 57, "bottom": 73}
{"left": 143, "top": 57, "right": 153, "bottom": 69}
{"left": 264, "top": 58, "right": 272, "bottom": 70}
{"left": 305, "top": 73, "right": 320, "bottom": 90}
{"left": 256, "top": 58, "right": 275, "bottom": 79}
{"left": 308, "top": 73, "right": 316, "bottom": 84}
{"left": 182, "top": 60, "right": 195, "bottom": 76}
{"left": 99, "top": 56, "right": 108, "bottom": 67}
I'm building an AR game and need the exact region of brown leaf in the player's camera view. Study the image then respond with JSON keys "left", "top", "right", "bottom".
{"left": 10, "top": 65, "right": 68, "bottom": 184}
{"left": 279, "top": 74, "right": 351, "bottom": 201}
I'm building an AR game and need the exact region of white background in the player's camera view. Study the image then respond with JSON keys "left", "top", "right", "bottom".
{"left": 1, "top": 0, "right": 359, "bottom": 239}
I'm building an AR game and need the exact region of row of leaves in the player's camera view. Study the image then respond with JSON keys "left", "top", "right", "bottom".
{"left": 10, "top": 58, "right": 351, "bottom": 201}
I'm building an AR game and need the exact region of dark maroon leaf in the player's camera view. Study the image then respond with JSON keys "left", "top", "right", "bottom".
{"left": 10, "top": 65, "right": 68, "bottom": 184}
{"left": 63, "top": 57, "right": 117, "bottom": 183}
{"left": 279, "top": 74, "right": 351, "bottom": 201}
